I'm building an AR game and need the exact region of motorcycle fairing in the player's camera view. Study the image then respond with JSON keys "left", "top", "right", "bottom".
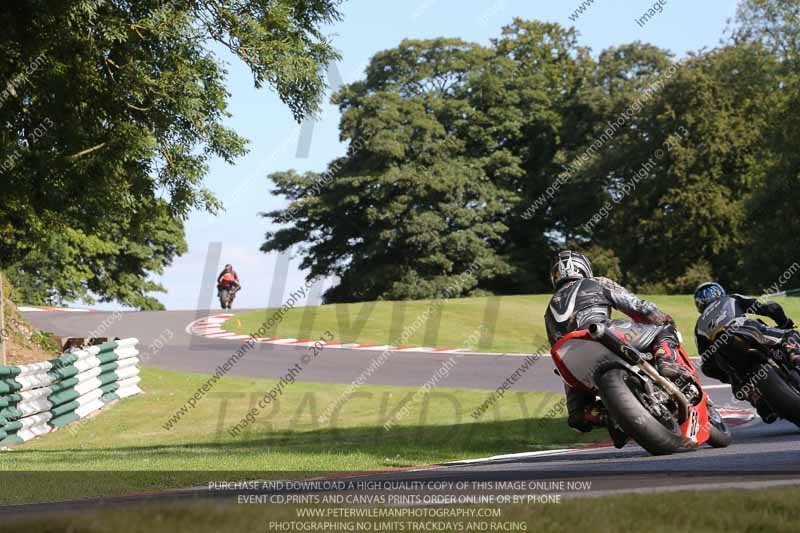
{"left": 680, "top": 391, "right": 710, "bottom": 448}
{"left": 551, "top": 330, "right": 627, "bottom": 391}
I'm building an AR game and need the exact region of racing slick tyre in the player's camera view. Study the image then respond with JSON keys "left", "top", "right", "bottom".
{"left": 706, "top": 400, "right": 732, "bottom": 448}
{"left": 219, "top": 289, "right": 230, "bottom": 310}
{"left": 757, "top": 366, "right": 800, "bottom": 427}
{"left": 597, "top": 368, "right": 683, "bottom": 456}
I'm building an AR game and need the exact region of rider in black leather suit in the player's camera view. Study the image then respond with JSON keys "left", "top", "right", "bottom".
{"left": 693, "top": 281, "right": 799, "bottom": 422}
{"left": 545, "top": 251, "right": 687, "bottom": 432}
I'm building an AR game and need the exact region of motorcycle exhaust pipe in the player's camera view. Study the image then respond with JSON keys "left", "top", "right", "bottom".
{"left": 588, "top": 323, "right": 641, "bottom": 366}
{"left": 639, "top": 361, "right": 691, "bottom": 424}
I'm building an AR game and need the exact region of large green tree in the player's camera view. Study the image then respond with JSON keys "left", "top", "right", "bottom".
{"left": 264, "top": 38, "right": 514, "bottom": 302}
{"left": 476, "top": 21, "right": 596, "bottom": 293}
{"left": 584, "top": 44, "right": 781, "bottom": 292}
{"left": 262, "top": 22, "right": 675, "bottom": 301}
{"left": 733, "top": 0, "right": 800, "bottom": 289}
{"left": 0, "top": 0, "right": 341, "bottom": 308}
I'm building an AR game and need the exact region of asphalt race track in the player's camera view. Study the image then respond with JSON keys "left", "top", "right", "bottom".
{"left": 8, "top": 308, "right": 800, "bottom": 515}
{"left": 22, "top": 309, "right": 567, "bottom": 392}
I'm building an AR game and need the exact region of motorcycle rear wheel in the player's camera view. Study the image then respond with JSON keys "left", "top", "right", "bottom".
{"left": 597, "top": 368, "right": 683, "bottom": 456}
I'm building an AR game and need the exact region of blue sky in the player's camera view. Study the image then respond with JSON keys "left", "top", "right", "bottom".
{"left": 100, "top": 0, "right": 740, "bottom": 311}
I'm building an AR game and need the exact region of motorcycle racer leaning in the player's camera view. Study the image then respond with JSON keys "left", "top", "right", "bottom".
{"left": 217, "top": 264, "right": 241, "bottom": 307}
{"left": 693, "top": 281, "right": 800, "bottom": 422}
{"left": 545, "top": 250, "right": 690, "bottom": 433}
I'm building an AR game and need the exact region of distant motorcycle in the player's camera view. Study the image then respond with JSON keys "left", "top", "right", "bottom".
{"left": 551, "top": 323, "right": 731, "bottom": 456}
{"left": 218, "top": 284, "right": 239, "bottom": 310}
{"left": 710, "top": 318, "right": 800, "bottom": 427}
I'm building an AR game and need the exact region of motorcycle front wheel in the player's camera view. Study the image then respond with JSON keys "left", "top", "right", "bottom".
{"left": 597, "top": 368, "right": 683, "bottom": 456}
{"left": 219, "top": 289, "right": 230, "bottom": 309}
{"left": 706, "top": 399, "right": 732, "bottom": 448}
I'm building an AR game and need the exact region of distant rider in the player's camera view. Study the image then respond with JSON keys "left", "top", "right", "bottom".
{"left": 217, "top": 264, "right": 240, "bottom": 287}
{"left": 545, "top": 251, "right": 688, "bottom": 434}
{"left": 217, "top": 264, "right": 241, "bottom": 303}
{"left": 693, "top": 282, "right": 799, "bottom": 422}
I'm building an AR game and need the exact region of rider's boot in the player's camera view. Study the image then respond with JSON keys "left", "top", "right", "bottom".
{"left": 653, "top": 341, "right": 693, "bottom": 386}
{"left": 781, "top": 331, "right": 800, "bottom": 369}
{"left": 564, "top": 372, "right": 625, "bottom": 445}
{"left": 565, "top": 386, "right": 604, "bottom": 433}
{"left": 731, "top": 376, "right": 778, "bottom": 424}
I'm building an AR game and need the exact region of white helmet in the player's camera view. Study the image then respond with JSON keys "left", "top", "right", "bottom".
{"left": 550, "top": 250, "right": 593, "bottom": 288}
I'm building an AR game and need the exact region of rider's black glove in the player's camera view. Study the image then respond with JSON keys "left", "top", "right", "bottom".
{"left": 780, "top": 318, "right": 795, "bottom": 330}
{"left": 660, "top": 313, "right": 676, "bottom": 328}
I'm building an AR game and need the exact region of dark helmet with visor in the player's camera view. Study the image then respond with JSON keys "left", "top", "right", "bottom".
{"left": 694, "top": 282, "right": 725, "bottom": 312}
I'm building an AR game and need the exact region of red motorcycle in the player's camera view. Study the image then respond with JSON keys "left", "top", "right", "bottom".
{"left": 551, "top": 323, "right": 731, "bottom": 455}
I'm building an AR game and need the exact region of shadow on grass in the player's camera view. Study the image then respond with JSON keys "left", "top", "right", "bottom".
{"left": 10, "top": 416, "right": 603, "bottom": 465}
{"left": 0, "top": 416, "right": 610, "bottom": 504}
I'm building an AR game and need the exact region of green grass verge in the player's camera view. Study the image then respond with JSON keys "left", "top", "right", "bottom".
{"left": 223, "top": 294, "right": 800, "bottom": 355}
{"left": 0, "top": 367, "right": 601, "bottom": 503}
{"left": 5, "top": 486, "right": 800, "bottom": 532}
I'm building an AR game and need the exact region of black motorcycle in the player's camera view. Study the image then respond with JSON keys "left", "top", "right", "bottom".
{"left": 713, "top": 319, "right": 800, "bottom": 427}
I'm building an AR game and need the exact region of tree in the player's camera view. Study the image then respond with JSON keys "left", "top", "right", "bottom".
{"left": 537, "top": 41, "right": 674, "bottom": 281}
{"left": 263, "top": 38, "right": 514, "bottom": 302}
{"left": 564, "top": 34, "right": 782, "bottom": 293}
{"left": 733, "top": 0, "right": 800, "bottom": 289}
{"left": 733, "top": 0, "right": 800, "bottom": 63}
{"left": 477, "top": 20, "right": 597, "bottom": 293}
{"left": 261, "top": 23, "right": 693, "bottom": 300}
{"left": 0, "top": 0, "right": 342, "bottom": 308}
